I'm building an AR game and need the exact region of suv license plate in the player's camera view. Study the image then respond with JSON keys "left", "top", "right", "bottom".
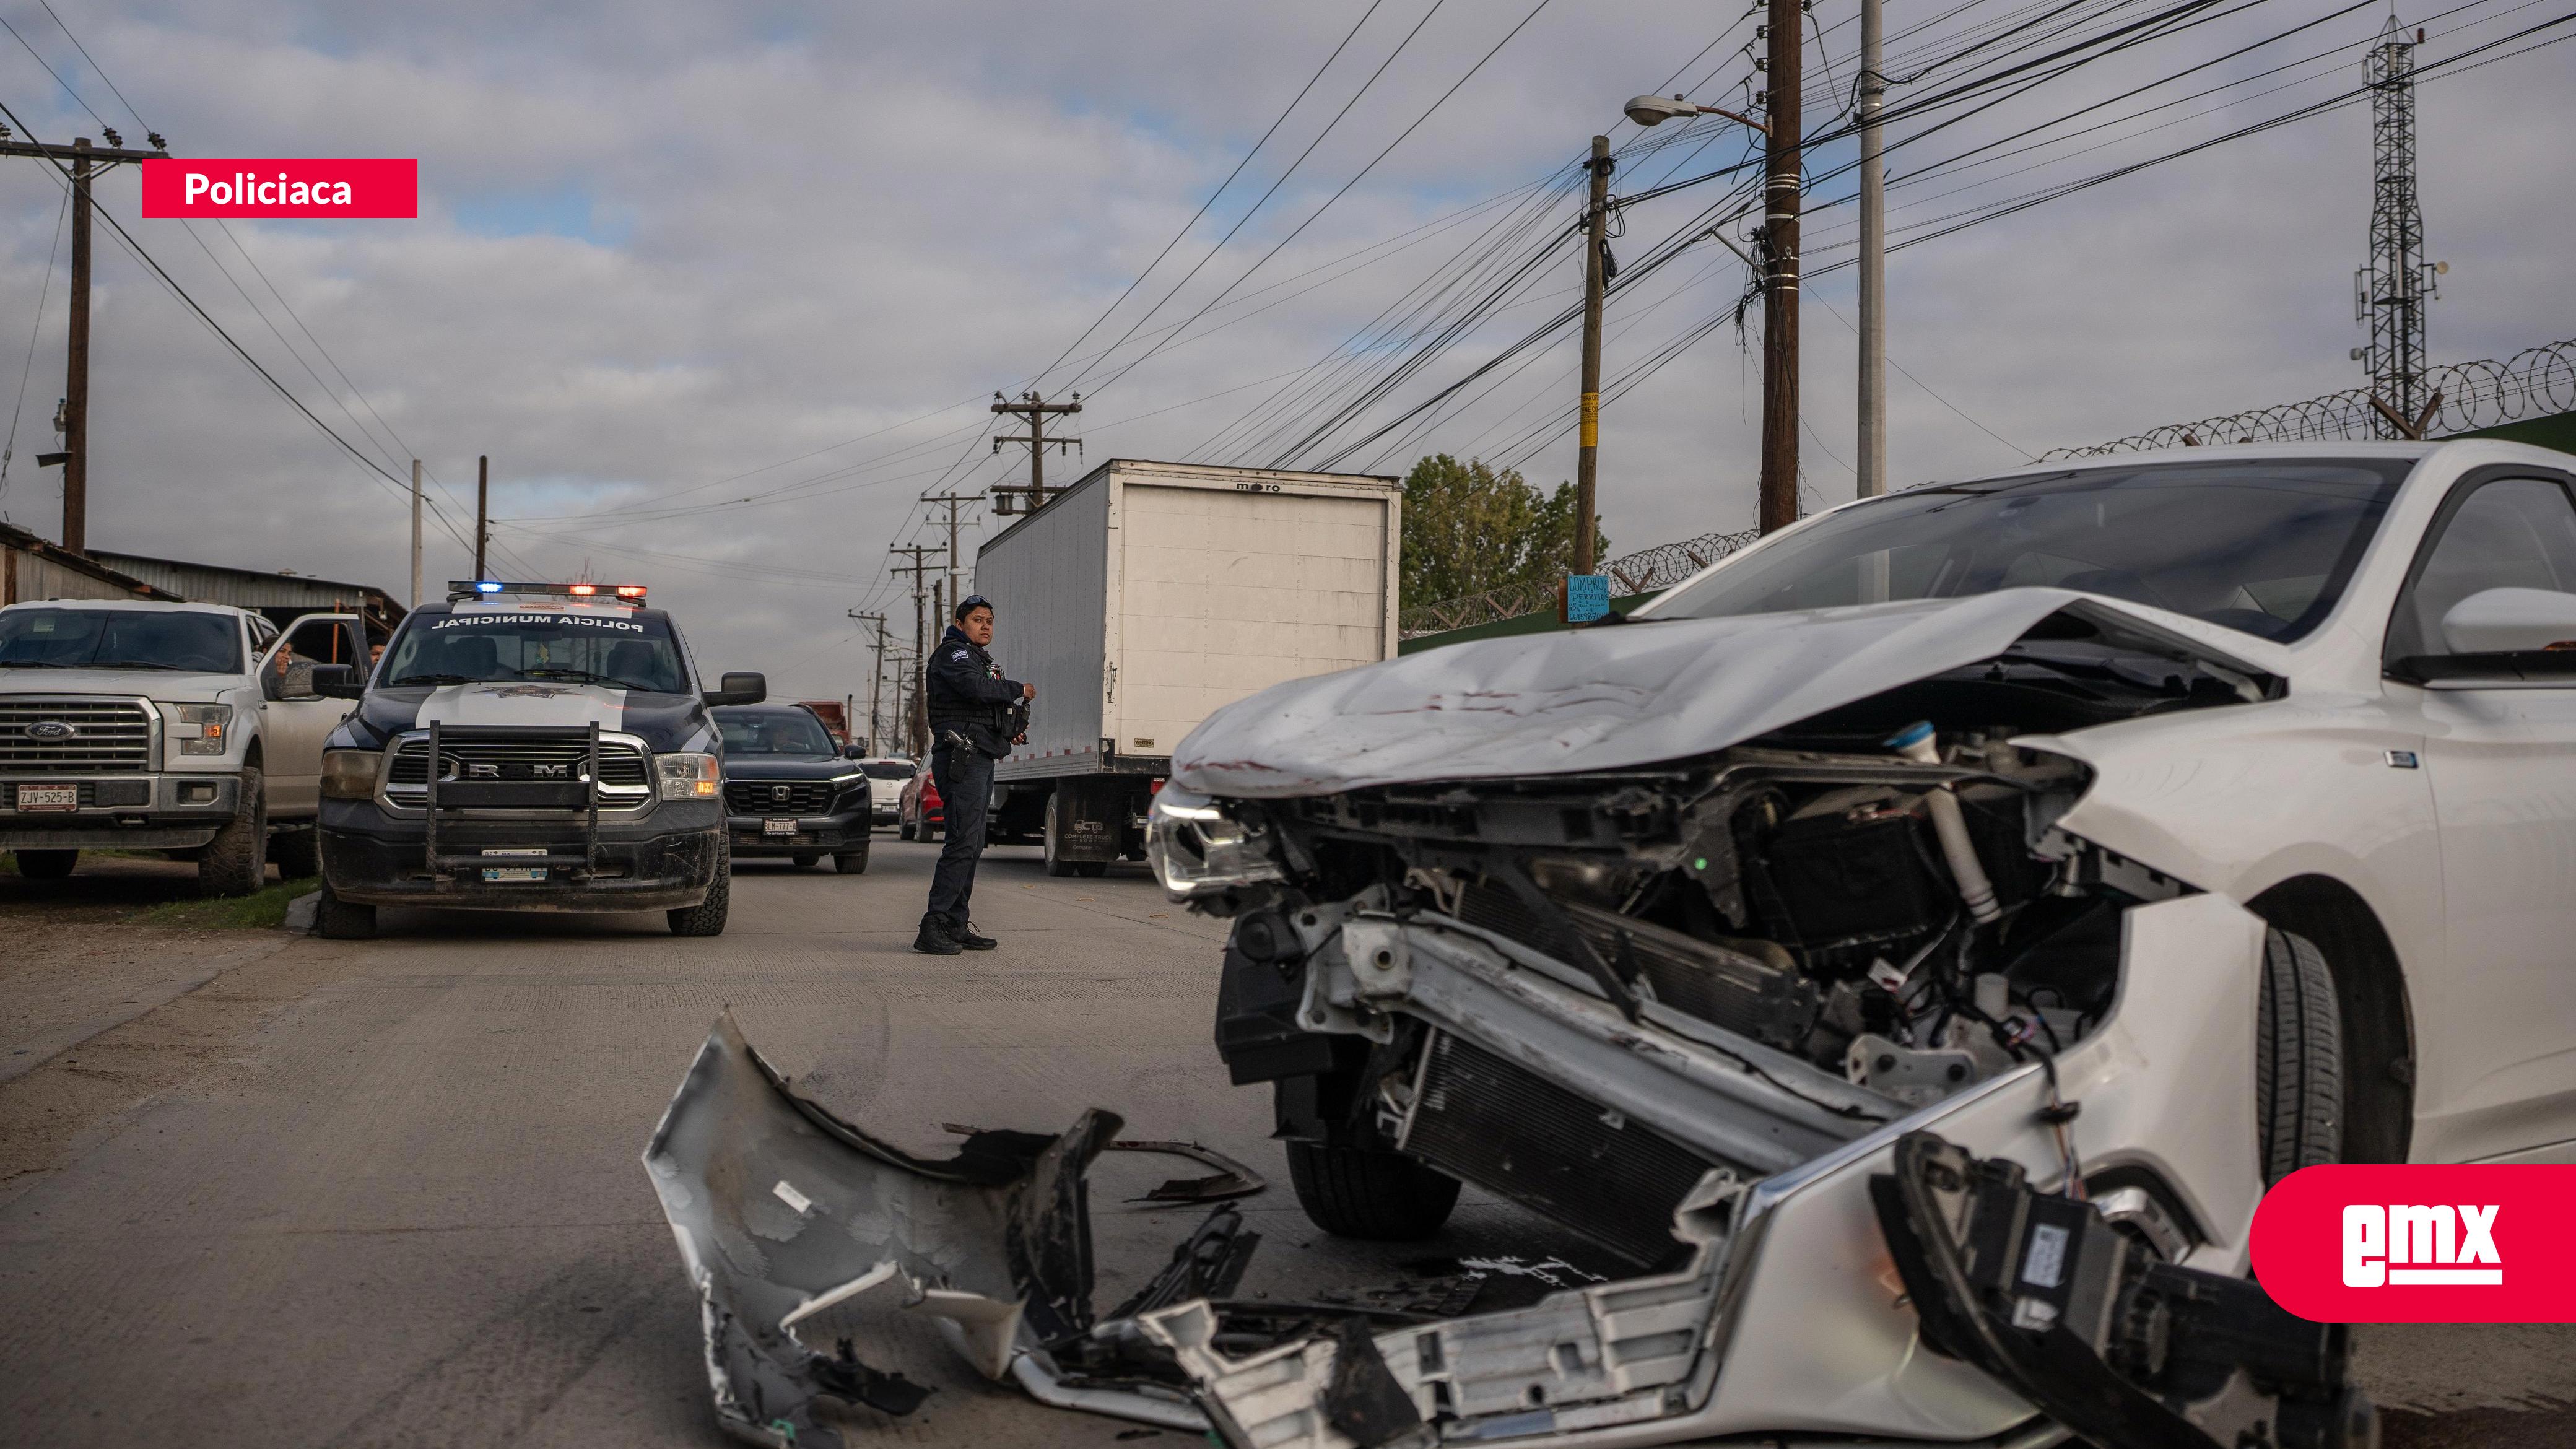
{"left": 764, "top": 817, "right": 798, "bottom": 836}
{"left": 15, "top": 784, "right": 77, "bottom": 812}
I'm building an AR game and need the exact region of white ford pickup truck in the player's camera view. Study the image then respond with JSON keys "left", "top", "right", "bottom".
{"left": 0, "top": 598, "right": 366, "bottom": 894}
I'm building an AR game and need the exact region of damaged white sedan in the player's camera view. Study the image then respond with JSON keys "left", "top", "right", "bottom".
{"left": 648, "top": 439, "right": 2576, "bottom": 1448}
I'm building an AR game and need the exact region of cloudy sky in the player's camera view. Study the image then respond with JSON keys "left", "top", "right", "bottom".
{"left": 0, "top": 0, "right": 2567, "bottom": 712}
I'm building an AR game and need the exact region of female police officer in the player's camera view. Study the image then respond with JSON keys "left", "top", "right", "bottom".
{"left": 916, "top": 594, "right": 1033, "bottom": 954}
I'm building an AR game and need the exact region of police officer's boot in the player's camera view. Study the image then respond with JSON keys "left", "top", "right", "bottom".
{"left": 952, "top": 921, "right": 997, "bottom": 951}
{"left": 912, "top": 915, "right": 962, "bottom": 955}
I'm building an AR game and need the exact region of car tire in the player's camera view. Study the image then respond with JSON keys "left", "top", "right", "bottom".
{"left": 1284, "top": 1140, "right": 1462, "bottom": 1241}
{"left": 13, "top": 848, "right": 78, "bottom": 881}
{"left": 268, "top": 826, "right": 320, "bottom": 880}
{"left": 899, "top": 822, "right": 916, "bottom": 841}
{"left": 2259, "top": 926, "right": 2344, "bottom": 1184}
{"left": 834, "top": 843, "right": 869, "bottom": 874}
{"left": 198, "top": 767, "right": 267, "bottom": 898}
{"left": 315, "top": 887, "right": 376, "bottom": 941}
{"left": 790, "top": 852, "right": 821, "bottom": 869}
{"left": 668, "top": 840, "right": 731, "bottom": 938}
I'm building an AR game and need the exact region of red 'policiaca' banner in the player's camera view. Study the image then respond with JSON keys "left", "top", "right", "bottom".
{"left": 139, "top": 159, "right": 416, "bottom": 219}
{"left": 2250, "top": 1164, "right": 2576, "bottom": 1322}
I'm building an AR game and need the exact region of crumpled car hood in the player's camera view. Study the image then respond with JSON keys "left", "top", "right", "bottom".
{"left": 1173, "top": 587, "right": 2118, "bottom": 796}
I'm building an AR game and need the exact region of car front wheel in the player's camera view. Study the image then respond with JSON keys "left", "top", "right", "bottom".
{"left": 2259, "top": 927, "right": 2344, "bottom": 1183}
{"left": 1284, "top": 1140, "right": 1462, "bottom": 1241}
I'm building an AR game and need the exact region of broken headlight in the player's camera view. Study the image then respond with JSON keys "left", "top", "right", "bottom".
{"left": 1147, "top": 785, "right": 1284, "bottom": 900}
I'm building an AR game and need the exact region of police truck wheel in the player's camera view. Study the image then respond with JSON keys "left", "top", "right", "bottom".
{"left": 198, "top": 767, "right": 267, "bottom": 898}
{"left": 790, "top": 852, "right": 820, "bottom": 869}
{"left": 13, "top": 848, "right": 78, "bottom": 881}
{"left": 1043, "top": 793, "right": 1081, "bottom": 877}
{"left": 668, "top": 843, "right": 731, "bottom": 938}
{"left": 315, "top": 887, "right": 376, "bottom": 941}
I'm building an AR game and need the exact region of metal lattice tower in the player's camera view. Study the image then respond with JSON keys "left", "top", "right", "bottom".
{"left": 2355, "top": 12, "right": 2437, "bottom": 431}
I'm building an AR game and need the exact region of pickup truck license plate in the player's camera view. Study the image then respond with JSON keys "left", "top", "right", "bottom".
{"left": 15, "top": 784, "right": 77, "bottom": 812}
{"left": 763, "top": 817, "right": 798, "bottom": 836}
{"left": 481, "top": 846, "right": 546, "bottom": 882}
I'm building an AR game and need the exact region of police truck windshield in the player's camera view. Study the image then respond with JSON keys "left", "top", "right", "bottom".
{"left": 0, "top": 607, "right": 242, "bottom": 672}
{"left": 384, "top": 610, "right": 690, "bottom": 693}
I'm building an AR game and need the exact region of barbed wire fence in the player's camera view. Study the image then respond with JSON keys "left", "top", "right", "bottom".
{"left": 1400, "top": 525, "right": 1761, "bottom": 637}
{"left": 2042, "top": 340, "right": 2576, "bottom": 459}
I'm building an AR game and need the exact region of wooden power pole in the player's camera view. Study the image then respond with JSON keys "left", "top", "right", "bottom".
{"left": 0, "top": 129, "right": 169, "bottom": 554}
{"left": 1759, "top": 0, "right": 1804, "bottom": 533}
{"left": 988, "top": 391, "right": 1081, "bottom": 515}
{"left": 474, "top": 455, "right": 490, "bottom": 580}
{"left": 920, "top": 491, "right": 979, "bottom": 604}
{"left": 847, "top": 611, "right": 889, "bottom": 754}
{"left": 1573, "top": 134, "right": 1612, "bottom": 575}
{"left": 887, "top": 544, "right": 945, "bottom": 755}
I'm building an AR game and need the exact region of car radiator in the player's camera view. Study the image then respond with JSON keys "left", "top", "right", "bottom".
{"left": 1398, "top": 1029, "right": 1713, "bottom": 1268}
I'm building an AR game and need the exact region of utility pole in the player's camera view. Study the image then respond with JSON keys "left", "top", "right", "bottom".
{"left": 0, "top": 129, "right": 167, "bottom": 554}
{"left": 1856, "top": 0, "right": 1887, "bottom": 500}
{"left": 1757, "top": 0, "right": 1805, "bottom": 533}
{"left": 410, "top": 459, "right": 424, "bottom": 607}
{"left": 920, "top": 491, "right": 979, "bottom": 603}
{"left": 847, "top": 610, "right": 889, "bottom": 753}
{"left": 887, "top": 544, "right": 945, "bottom": 756}
{"left": 988, "top": 391, "right": 1082, "bottom": 515}
{"left": 474, "top": 455, "right": 490, "bottom": 580}
{"left": 2357, "top": 12, "right": 2437, "bottom": 435}
{"left": 1573, "top": 134, "right": 1612, "bottom": 575}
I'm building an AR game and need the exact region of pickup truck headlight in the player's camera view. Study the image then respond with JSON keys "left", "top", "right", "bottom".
{"left": 175, "top": 703, "right": 233, "bottom": 757}
{"left": 321, "top": 750, "right": 381, "bottom": 799}
{"left": 657, "top": 752, "right": 722, "bottom": 801}
{"left": 1147, "top": 785, "right": 1285, "bottom": 900}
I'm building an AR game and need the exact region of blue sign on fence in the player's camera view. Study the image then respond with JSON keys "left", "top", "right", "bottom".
{"left": 1564, "top": 573, "right": 1611, "bottom": 623}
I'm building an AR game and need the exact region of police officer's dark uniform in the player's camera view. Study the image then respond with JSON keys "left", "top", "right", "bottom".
{"left": 918, "top": 596, "right": 1027, "bottom": 953}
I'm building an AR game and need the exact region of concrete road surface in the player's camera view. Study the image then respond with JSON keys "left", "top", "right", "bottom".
{"left": 1, "top": 842, "right": 2569, "bottom": 1447}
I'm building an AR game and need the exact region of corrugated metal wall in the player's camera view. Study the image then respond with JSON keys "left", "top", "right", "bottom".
{"left": 89, "top": 554, "right": 376, "bottom": 614}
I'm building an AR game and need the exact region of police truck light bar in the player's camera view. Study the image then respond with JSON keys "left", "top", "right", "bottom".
{"left": 448, "top": 581, "right": 647, "bottom": 601}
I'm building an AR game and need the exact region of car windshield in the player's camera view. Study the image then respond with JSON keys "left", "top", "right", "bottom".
{"left": 382, "top": 609, "right": 690, "bottom": 692}
{"left": 860, "top": 761, "right": 915, "bottom": 780}
{"left": 0, "top": 608, "right": 242, "bottom": 672}
{"left": 1651, "top": 459, "right": 2413, "bottom": 641}
{"left": 715, "top": 710, "right": 837, "bottom": 756}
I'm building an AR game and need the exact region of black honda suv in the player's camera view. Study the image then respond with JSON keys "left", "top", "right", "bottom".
{"left": 712, "top": 702, "right": 871, "bottom": 873}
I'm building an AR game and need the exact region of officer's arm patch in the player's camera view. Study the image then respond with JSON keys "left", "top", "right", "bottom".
{"left": 951, "top": 649, "right": 970, "bottom": 660}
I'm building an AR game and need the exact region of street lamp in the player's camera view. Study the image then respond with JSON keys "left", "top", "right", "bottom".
{"left": 1622, "top": 94, "right": 1767, "bottom": 135}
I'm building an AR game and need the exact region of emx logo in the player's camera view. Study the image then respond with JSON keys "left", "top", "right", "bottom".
{"left": 2252, "top": 1165, "right": 2576, "bottom": 1321}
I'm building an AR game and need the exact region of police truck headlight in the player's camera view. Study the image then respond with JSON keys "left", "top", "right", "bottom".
{"left": 1146, "top": 785, "right": 1284, "bottom": 900}
{"left": 321, "top": 750, "right": 381, "bottom": 799}
{"left": 175, "top": 703, "right": 233, "bottom": 757}
{"left": 656, "top": 752, "right": 722, "bottom": 801}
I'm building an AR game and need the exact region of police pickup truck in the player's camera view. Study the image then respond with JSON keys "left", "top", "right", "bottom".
{"left": 311, "top": 581, "right": 763, "bottom": 939}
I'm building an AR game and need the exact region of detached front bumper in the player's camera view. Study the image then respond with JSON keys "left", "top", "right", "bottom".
{"left": 320, "top": 798, "right": 722, "bottom": 910}
{"left": 0, "top": 772, "right": 242, "bottom": 849}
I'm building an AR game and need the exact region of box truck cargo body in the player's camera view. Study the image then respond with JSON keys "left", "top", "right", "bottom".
{"left": 973, "top": 459, "right": 1399, "bottom": 874}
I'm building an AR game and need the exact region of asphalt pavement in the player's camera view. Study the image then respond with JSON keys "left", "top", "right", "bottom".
{"left": 0, "top": 842, "right": 2568, "bottom": 1447}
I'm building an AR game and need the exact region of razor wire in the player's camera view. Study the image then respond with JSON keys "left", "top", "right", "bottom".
{"left": 2042, "top": 340, "right": 2576, "bottom": 458}
{"left": 1399, "top": 524, "right": 1763, "bottom": 637}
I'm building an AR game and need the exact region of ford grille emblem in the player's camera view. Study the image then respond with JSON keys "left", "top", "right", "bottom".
{"left": 770, "top": 785, "right": 791, "bottom": 804}
{"left": 25, "top": 721, "right": 74, "bottom": 740}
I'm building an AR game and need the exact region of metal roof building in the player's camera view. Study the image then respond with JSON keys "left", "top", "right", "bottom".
{"left": 87, "top": 550, "right": 406, "bottom": 640}
{"left": 1, "top": 523, "right": 181, "bottom": 606}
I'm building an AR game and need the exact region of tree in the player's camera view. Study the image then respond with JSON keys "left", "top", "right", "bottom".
{"left": 1399, "top": 454, "right": 1608, "bottom": 606}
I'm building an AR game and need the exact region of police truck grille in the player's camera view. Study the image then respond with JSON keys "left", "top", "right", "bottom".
{"left": 0, "top": 698, "right": 153, "bottom": 775}
{"left": 725, "top": 780, "right": 833, "bottom": 813}
{"left": 386, "top": 731, "right": 650, "bottom": 804}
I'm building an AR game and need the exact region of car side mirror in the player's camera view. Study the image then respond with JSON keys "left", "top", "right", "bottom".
{"left": 703, "top": 671, "right": 767, "bottom": 707}
{"left": 311, "top": 664, "right": 364, "bottom": 700}
{"left": 844, "top": 744, "right": 865, "bottom": 759}
{"left": 2442, "top": 587, "right": 2576, "bottom": 655}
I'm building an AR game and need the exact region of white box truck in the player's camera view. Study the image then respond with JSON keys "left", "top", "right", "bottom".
{"left": 974, "top": 459, "right": 1399, "bottom": 875}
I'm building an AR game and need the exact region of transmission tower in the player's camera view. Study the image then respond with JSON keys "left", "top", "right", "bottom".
{"left": 2354, "top": 12, "right": 2440, "bottom": 434}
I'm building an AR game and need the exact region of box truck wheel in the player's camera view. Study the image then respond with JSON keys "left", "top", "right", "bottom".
{"left": 1043, "top": 792, "right": 1083, "bottom": 877}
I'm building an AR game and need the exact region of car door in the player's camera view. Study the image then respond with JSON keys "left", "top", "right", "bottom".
{"left": 2383, "top": 467, "right": 2576, "bottom": 1162}
{"left": 256, "top": 613, "right": 365, "bottom": 817}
